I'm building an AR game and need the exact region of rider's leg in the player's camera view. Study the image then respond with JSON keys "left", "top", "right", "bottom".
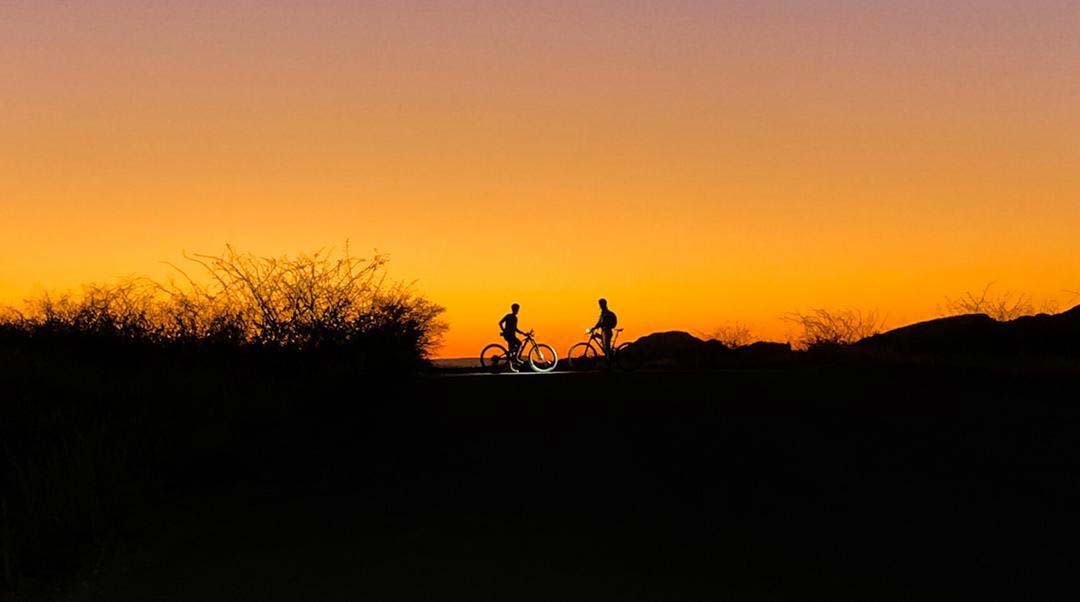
{"left": 602, "top": 329, "right": 613, "bottom": 355}
{"left": 505, "top": 335, "right": 522, "bottom": 361}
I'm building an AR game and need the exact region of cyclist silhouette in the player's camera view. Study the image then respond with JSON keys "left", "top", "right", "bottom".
{"left": 592, "top": 298, "right": 618, "bottom": 354}
{"left": 499, "top": 303, "right": 528, "bottom": 357}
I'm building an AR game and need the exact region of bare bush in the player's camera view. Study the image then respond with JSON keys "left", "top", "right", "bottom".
{"left": 941, "top": 284, "right": 1037, "bottom": 322}
{"left": 1037, "top": 298, "right": 1061, "bottom": 315}
{"left": 701, "top": 323, "right": 754, "bottom": 349}
{"left": 1, "top": 245, "right": 446, "bottom": 357}
{"left": 785, "top": 309, "right": 886, "bottom": 350}
{"left": 0, "top": 306, "right": 24, "bottom": 325}
{"left": 28, "top": 279, "right": 165, "bottom": 340}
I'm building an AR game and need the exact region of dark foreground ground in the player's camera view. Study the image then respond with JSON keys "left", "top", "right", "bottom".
{"left": 44, "top": 366, "right": 1080, "bottom": 600}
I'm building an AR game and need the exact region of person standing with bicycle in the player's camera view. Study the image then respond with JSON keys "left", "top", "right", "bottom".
{"left": 592, "top": 298, "right": 618, "bottom": 354}
{"left": 499, "top": 303, "right": 528, "bottom": 361}
{"left": 482, "top": 307, "right": 558, "bottom": 373}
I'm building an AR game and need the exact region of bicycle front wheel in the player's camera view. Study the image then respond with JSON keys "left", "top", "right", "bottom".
{"left": 614, "top": 341, "right": 642, "bottom": 372}
{"left": 566, "top": 342, "right": 599, "bottom": 371}
{"left": 480, "top": 344, "right": 511, "bottom": 374}
{"left": 528, "top": 343, "right": 558, "bottom": 372}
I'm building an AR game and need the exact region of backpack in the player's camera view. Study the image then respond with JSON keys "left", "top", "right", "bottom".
{"left": 601, "top": 310, "right": 618, "bottom": 329}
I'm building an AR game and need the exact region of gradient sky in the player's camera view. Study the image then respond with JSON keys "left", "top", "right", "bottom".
{"left": 2, "top": 1, "right": 1078, "bottom": 356}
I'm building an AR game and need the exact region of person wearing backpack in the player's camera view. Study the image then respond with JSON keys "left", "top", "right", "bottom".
{"left": 591, "top": 298, "right": 618, "bottom": 355}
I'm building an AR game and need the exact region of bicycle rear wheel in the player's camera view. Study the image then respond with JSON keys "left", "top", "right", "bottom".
{"left": 480, "top": 344, "right": 511, "bottom": 374}
{"left": 566, "top": 342, "right": 599, "bottom": 371}
{"left": 614, "top": 341, "right": 642, "bottom": 372}
{"left": 529, "top": 343, "right": 558, "bottom": 372}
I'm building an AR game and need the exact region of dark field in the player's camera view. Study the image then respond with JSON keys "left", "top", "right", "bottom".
{"left": 24, "top": 365, "right": 1079, "bottom": 600}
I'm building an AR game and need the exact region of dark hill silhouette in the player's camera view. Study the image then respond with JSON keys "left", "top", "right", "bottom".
{"left": 625, "top": 305, "right": 1080, "bottom": 368}
{"left": 628, "top": 331, "right": 793, "bottom": 367}
{"left": 854, "top": 314, "right": 1001, "bottom": 355}
{"left": 856, "top": 304, "right": 1080, "bottom": 357}
{"left": 1006, "top": 305, "right": 1080, "bottom": 355}
{"left": 630, "top": 331, "right": 711, "bottom": 356}
{"left": 738, "top": 340, "right": 793, "bottom": 356}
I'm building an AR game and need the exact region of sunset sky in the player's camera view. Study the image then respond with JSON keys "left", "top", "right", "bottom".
{"left": 2, "top": 1, "right": 1078, "bottom": 357}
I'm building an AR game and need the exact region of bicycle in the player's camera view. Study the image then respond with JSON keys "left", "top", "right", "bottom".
{"left": 479, "top": 330, "right": 559, "bottom": 374}
{"left": 566, "top": 328, "right": 641, "bottom": 372}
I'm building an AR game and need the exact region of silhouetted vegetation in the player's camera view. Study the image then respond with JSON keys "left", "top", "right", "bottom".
{"left": 701, "top": 323, "right": 754, "bottom": 349}
{"left": 5, "top": 245, "right": 445, "bottom": 355}
{"left": 0, "top": 246, "right": 444, "bottom": 594}
{"left": 785, "top": 308, "right": 886, "bottom": 351}
{"left": 940, "top": 283, "right": 1053, "bottom": 321}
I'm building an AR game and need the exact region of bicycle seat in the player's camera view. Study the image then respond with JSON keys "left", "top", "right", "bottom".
{"left": 615, "top": 328, "right": 624, "bottom": 332}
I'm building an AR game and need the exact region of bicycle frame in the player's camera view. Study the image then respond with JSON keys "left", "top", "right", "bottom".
{"left": 584, "top": 329, "right": 621, "bottom": 355}
{"left": 482, "top": 331, "right": 558, "bottom": 374}
{"left": 511, "top": 334, "right": 539, "bottom": 363}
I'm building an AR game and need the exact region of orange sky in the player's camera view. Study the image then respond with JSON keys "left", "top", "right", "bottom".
{"left": 2, "top": 1, "right": 1079, "bottom": 357}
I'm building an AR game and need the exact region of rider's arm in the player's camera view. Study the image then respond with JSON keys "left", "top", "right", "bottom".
{"left": 498, "top": 316, "right": 507, "bottom": 332}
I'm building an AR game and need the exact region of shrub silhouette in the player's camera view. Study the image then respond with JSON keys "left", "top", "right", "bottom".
{"left": 701, "top": 323, "right": 754, "bottom": 349}
{"left": 786, "top": 309, "right": 885, "bottom": 351}
{"left": 3, "top": 245, "right": 446, "bottom": 357}
{"left": 941, "top": 283, "right": 1038, "bottom": 322}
